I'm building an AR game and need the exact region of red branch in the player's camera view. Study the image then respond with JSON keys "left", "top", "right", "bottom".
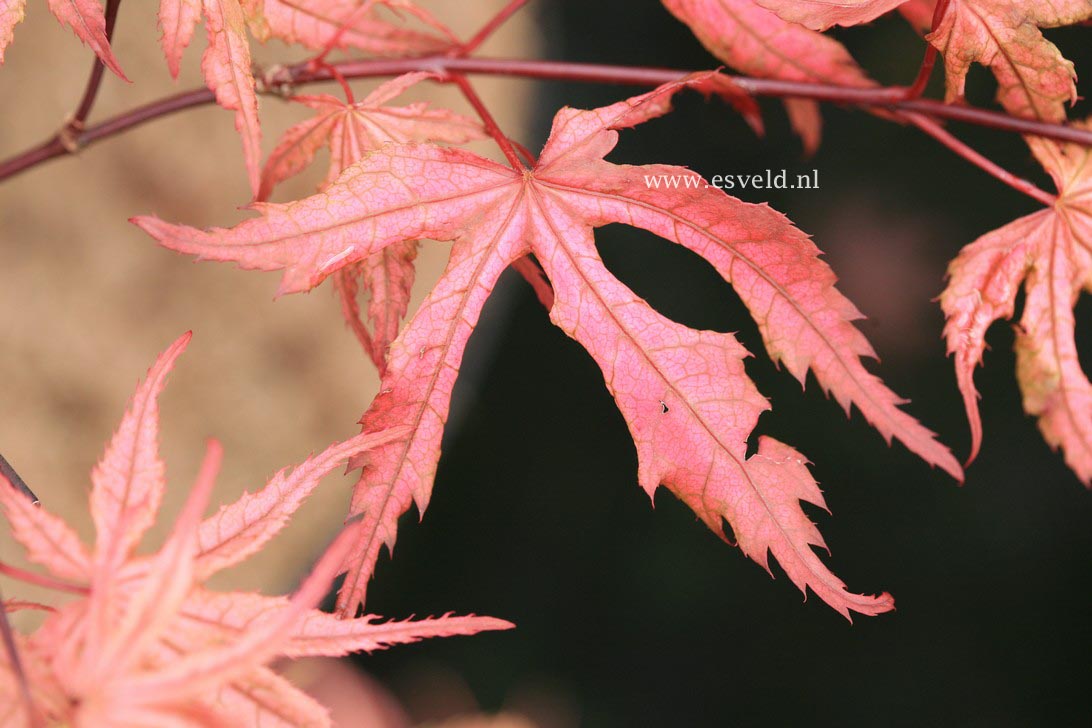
{"left": 904, "top": 0, "right": 951, "bottom": 100}
{"left": 448, "top": 73, "right": 525, "bottom": 168}
{"left": 900, "top": 112, "right": 1056, "bottom": 205}
{"left": 2, "top": 56, "right": 1091, "bottom": 185}
{"left": 457, "top": 0, "right": 530, "bottom": 56}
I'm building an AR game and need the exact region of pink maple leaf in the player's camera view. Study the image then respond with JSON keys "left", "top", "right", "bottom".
{"left": 941, "top": 120, "right": 1092, "bottom": 484}
{"left": 0, "top": 333, "right": 511, "bottom": 726}
{"left": 134, "top": 75, "right": 964, "bottom": 621}
{"left": 928, "top": 0, "right": 1092, "bottom": 122}
{"left": 259, "top": 72, "right": 485, "bottom": 371}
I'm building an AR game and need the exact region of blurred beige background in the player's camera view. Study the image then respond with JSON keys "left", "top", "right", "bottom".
{"left": 0, "top": 1, "right": 534, "bottom": 614}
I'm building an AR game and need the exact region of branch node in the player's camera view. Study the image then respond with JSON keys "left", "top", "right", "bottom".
{"left": 258, "top": 63, "right": 296, "bottom": 99}
{"left": 58, "top": 117, "right": 85, "bottom": 154}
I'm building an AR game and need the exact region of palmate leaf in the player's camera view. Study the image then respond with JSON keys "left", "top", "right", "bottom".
{"left": 929, "top": 0, "right": 1092, "bottom": 122}
{"left": 135, "top": 75, "right": 962, "bottom": 621}
{"left": 258, "top": 72, "right": 485, "bottom": 372}
{"left": 941, "top": 121, "right": 1092, "bottom": 484}
{"left": 154, "top": 0, "right": 462, "bottom": 196}
{"left": 0, "top": 334, "right": 510, "bottom": 726}
{"left": 744, "top": 0, "right": 1092, "bottom": 123}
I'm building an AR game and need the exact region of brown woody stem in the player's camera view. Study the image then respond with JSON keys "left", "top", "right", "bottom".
{"left": 2, "top": 56, "right": 1091, "bottom": 186}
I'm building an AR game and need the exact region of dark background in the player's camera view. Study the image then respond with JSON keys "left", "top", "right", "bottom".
{"left": 358, "top": 3, "right": 1092, "bottom": 726}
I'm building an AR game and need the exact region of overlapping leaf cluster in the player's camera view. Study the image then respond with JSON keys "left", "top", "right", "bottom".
{"left": 658, "top": 3, "right": 1092, "bottom": 483}
{"left": 2, "top": 4, "right": 1090, "bottom": 701}
{"left": 0, "top": 334, "right": 509, "bottom": 726}
{"left": 137, "top": 61, "right": 967, "bottom": 622}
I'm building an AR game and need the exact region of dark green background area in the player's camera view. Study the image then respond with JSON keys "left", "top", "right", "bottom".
{"left": 355, "top": 4, "right": 1092, "bottom": 726}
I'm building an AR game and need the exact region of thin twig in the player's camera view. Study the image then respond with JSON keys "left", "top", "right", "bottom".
{"left": 3, "top": 56, "right": 1092, "bottom": 185}
{"left": 901, "top": 112, "right": 1057, "bottom": 205}
{"left": 445, "top": 73, "right": 556, "bottom": 304}
{"left": 512, "top": 255, "right": 555, "bottom": 309}
{"left": 904, "top": 0, "right": 951, "bottom": 100}
{"left": 456, "top": 0, "right": 530, "bottom": 56}
{"left": 310, "top": 0, "right": 375, "bottom": 68}
{"left": 448, "top": 73, "right": 525, "bottom": 168}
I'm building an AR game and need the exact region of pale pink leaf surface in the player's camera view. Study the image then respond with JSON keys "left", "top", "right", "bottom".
{"left": 201, "top": 665, "right": 330, "bottom": 728}
{"left": 251, "top": 0, "right": 455, "bottom": 55}
{"left": 90, "top": 331, "right": 188, "bottom": 579}
{"left": 259, "top": 78, "right": 485, "bottom": 199}
{"left": 537, "top": 98, "right": 960, "bottom": 483}
{"left": 46, "top": 0, "right": 127, "bottom": 79}
{"left": 0, "top": 632, "right": 30, "bottom": 727}
{"left": 751, "top": 0, "right": 906, "bottom": 30}
{"left": 80, "top": 332, "right": 194, "bottom": 685}
{"left": 334, "top": 245, "right": 418, "bottom": 372}
{"left": 0, "top": 337, "right": 512, "bottom": 725}
{"left": 0, "top": 0, "right": 25, "bottom": 65}
{"left": 259, "top": 74, "right": 484, "bottom": 371}
{"left": 661, "top": 0, "right": 873, "bottom": 153}
{"left": 154, "top": 605, "right": 336, "bottom": 727}
{"left": 338, "top": 184, "right": 531, "bottom": 611}
{"left": 180, "top": 589, "right": 512, "bottom": 657}
{"left": 193, "top": 427, "right": 407, "bottom": 578}
{"left": 202, "top": 0, "right": 263, "bottom": 195}
{"left": 112, "top": 522, "right": 389, "bottom": 709}
{"left": 928, "top": 0, "right": 1092, "bottom": 121}
{"left": 91, "top": 525, "right": 364, "bottom": 717}
{"left": 74, "top": 438, "right": 224, "bottom": 697}
{"left": 941, "top": 122, "right": 1092, "bottom": 483}
{"left": 0, "top": 472, "right": 91, "bottom": 582}
{"left": 256, "top": 102, "right": 339, "bottom": 202}
{"left": 159, "top": 0, "right": 202, "bottom": 78}
{"left": 135, "top": 76, "right": 962, "bottom": 618}
{"left": 0, "top": 629, "right": 66, "bottom": 727}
